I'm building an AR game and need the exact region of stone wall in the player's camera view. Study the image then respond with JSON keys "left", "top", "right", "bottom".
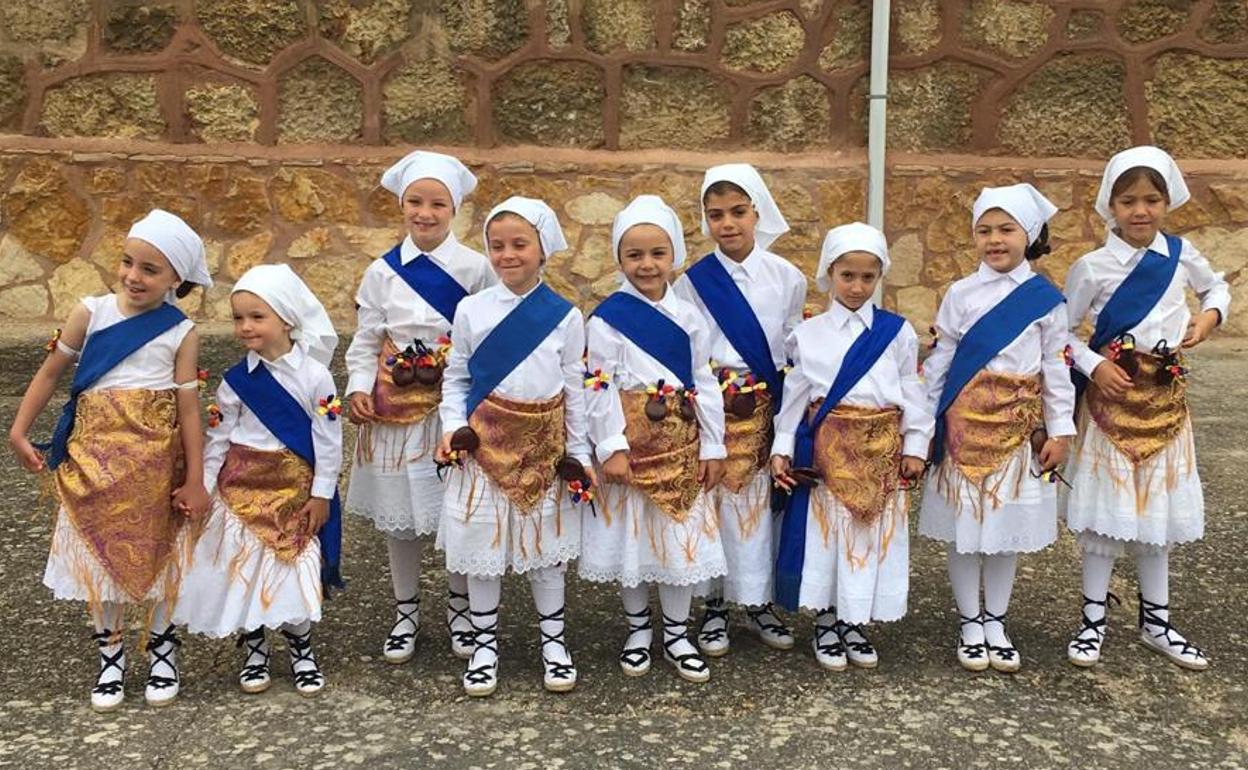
{"left": 1, "top": 1, "right": 1247, "bottom": 333}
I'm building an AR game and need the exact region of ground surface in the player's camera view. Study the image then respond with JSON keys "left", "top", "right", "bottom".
{"left": 0, "top": 332, "right": 1245, "bottom": 769}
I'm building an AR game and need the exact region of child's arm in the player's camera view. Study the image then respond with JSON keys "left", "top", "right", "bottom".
{"left": 584, "top": 318, "right": 630, "bottom": 484}
{"left": 768, "top": 329, "right": 810, "bottom": 491}
{"left": 689, "top": 315, "right": 726, "bottom": 490}
{"left": 303, "top": 366, "right": 344, "bottom": 535}
{"left": 560, "top": 311, "right": 593, "bottom": 467}
{"left": 1037, "top": 304, "right": 1076, "bottom": 471}
{"left": 1062, "top": 258, "right": 1109, "bottom": 376}
{"left": 782, "top": 271, "right": 807, "bottom": 339}
{"left": 201, "top": 379, "right": 240, "bottom": 497}
{"left": 897, "top": 323, "right": 934, "bottom": 462}
{"left": 8, "top": 303, "right": 90, "bottom": 472}
{"left": 922, "top": 293, "right": 959, "bottom": 414}
{"left": 345, "top": 269, "right": 385, "bottom": 423}
{"left": 172, "top": 329, "right": 211, "bottom": 518}
{"left": 436, "top": 305, "right": 473, "bottom": 460}
{"left": 1180, "top": 241, "right": 1231, "bottom": 349}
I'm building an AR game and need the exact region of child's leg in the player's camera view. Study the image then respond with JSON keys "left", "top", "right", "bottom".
{"left": 238, "top": 626, "right": 271, "bottom": 694}
{"left": 948, "top": 547, "right": 989, "bottom": 670}
{"left": 89, "top": 601, "right": 126, "bottom": 712}
{"left": 619, "top": 584, "right": 652, "bottom": 675}
{"left": 696, "top": 592, "right": 731, "bottom": 656}
{"left": 281, "top": 619, "right": 325, "bottom": 696}
{"left": 1136, "top": 547, "right": 1208, "bottom": 669}
{"left": 982, "top": 553, "right": 1021, "bottom": 671}
{"left": 813, "top": 608, "right": 847, "bottom": 671}
{"left": 463, "top": 574, "right": 501, "bottom": 696}
{"left": 383, "top": 535, "right": 421, "bottom": 662}
{"left": 447, "top": 571, "right": 473, "bottom": 659}
{"left": 659, "top": 583, "right": 708, "bottom": 682}
{"left": 1068, "top": 539, "right": 1117, "bottom": 665}
{"left": 144, "top": 600, "right": 181, "bottom": 706}
{"left": 529, "top": 565, "right": 576, "bottom": 691}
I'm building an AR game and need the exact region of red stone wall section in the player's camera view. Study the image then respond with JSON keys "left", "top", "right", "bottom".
{"left": 2, "top": 1, "right": 1247, "bottom": 155}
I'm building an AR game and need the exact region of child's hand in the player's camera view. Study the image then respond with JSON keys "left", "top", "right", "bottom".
{"left": 348, "top": 392, "right": 376, "bottom": 424}
{"left": 1091, "top": 359, "right": 1133, "bottom": 400}
{"left": 1038, "top": 436, "right": 1070, "bottom": 472}
{"left": 900, "top": 455, "right": 926, "bottom": 480}
{"left": 1182, "top": 309, "right": 1220, "bottom": 349}
{"left": 699, "top": 458, "right": 725, "bottom": 491}
{"left": 602, "top": 450, "right": 631, "bottom": 484}
{"left": 770, "top": 454, "right": 795, "bottom": 492}
{"left": 172, "top": 482, "right": 211, "bottom": 519}
{"left": 9, "top": 432, "right": 45, "bottom": 473}
{"left": 300, "top": 497, "right": 331, "bottom": 536}
{"left": 435, "top": 431, "right": 454, "bottom": 464}
{"left": 582, "top": 464, "right": 598, "bottom": 490}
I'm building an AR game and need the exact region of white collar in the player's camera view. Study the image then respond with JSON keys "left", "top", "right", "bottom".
{"left": 619, "top": 277, "right": 679, "bottom": 316}
{"left": 400, "top": 232, "right": 459, "bottom": 267}
{"left": 497, "top": 279, "right": 544, "bottom": 305}
{"left": 713, "top": 244, "right": 764, "bottom": 277}
{"left": 1105, "top": 230, "right": 1168, "bottom": 266}
{"left": 827, "top": 299, "right": 874, "bottom": 329}
{"left": 976, "top": 259, "right": 1033, "bottom": 285}
{"left": 246, "top": 343, "right": 305, "bottom": 373}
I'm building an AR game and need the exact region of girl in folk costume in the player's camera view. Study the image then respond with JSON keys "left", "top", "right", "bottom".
{"left": 770, "top": 223, "right": 931, "bottom": 671}
{"left": 436, "top": 196, "right": 595, "bottom": 696}
{"left": 582, "top": 195, "right": 729, "bottom": 683}
{"left": 174, "top": 264, "right": 343, "bottom": 697}
{"left": 1063, "top": 147, "right": 1228, "bottom": 671}
{"left": 345, "top": 151, "right": 496, "bottom": 664}
{"left": 673, "top": 163, "right": 807, "bottom": 656}
{"left": 919, "top": 185, "right": 1075, "bottom": 673}
{"left": 9, "top": 209, "right": 213, "bottom": 711}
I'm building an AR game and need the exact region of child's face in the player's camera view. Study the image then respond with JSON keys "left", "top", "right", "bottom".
{"left": 704, "top": 189, "right": 758, "bottom": 259}
{"left": 486, "top": 214, "right": 544, "bottom": 293}
{"left": 829, "top": 251, "right": 882, "bottom": 311}
{"left": 231, "top": 291, "right": 293, "bottom": 360}
{"left": 974, "top": 209, "right": 1028, "bottom": 273}
{"left": 618, "top": 224, "right": 674, "bottom": 301}
{"left": 401, "top": 178, "right": 455, "bottom": 252}
{"left": 117, "top": 238, "right": 181, "bottom": 311}
{"left": 1109, "top": 175, "right": 1168, "bottom": 248}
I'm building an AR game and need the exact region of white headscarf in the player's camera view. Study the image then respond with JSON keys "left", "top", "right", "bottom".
{"left": 1095, "top": 145, "right": 1190, "bottom": 223}
{"left": 816, "top": 222, "right": 890, "bottom": 293}
{"left": 972, "top": 183, "right": 1058, "bottom": 245}
{"left": 483, "top": 196, "right": 568, "bottom": 258}
{"left": 611, "top": 195, "right": 687, "bottom": 269}
{"left": 699, "top": 163, "right": 790, "bottom": 251}
{"left": 233, "top": 264, "right": 339, "bottom": 367}
{"left": 127, "top": 209, "right": 213, "bottom": 297}
{"left": 380, "top": 150, "right": 477, "bottom": 210}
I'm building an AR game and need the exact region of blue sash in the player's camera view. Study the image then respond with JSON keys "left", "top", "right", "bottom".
{"left": 224, "top": 361, "right": 344, "bottom": 592}
{"left": 1073, "top": 233, "right": 1182, "bottom": 395}
{"left": 39, "top": 302, "right": 187, "bottom": 471}
{"left": 591, "top": 291, "right": 693, "bottom": 388}
{"left": 383, "top": 244, "right": 468, "bottom": 324}
{"left": 774, "top": 308, "right": 905, "bottom": 612}
{"left": 932, "top": 274, "right": 1064, "bottom": 465}
{"left": 685, "top": 254, "right": 783, "bottom": 402}
{"left": 465, "top": 284, "right": 574, "bottom": 418}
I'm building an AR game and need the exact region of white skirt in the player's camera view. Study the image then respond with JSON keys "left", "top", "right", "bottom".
{"left": 793, "top": 488, "right": 909, "bottom": 623}
{"left": 579, "top": 483, "right": 727, "bottom": 588}
{"left": 172, "top": 498, "right": 322, "bottom": 637}
{"left": 436, "top": 458, "right": 583, "bottom": 576}
{"left": 919, "top": 442, "right": 1057, "bottom": 555}
{"left": 696, "top": 470, "right": 778, "bottom": 606}
{"left": 1062, "top": 412, "right": 1203, "bottom": 548}
{"left": 346, "top": 416, "right": 444, "bottom": 539}
{"left": 43, "top": 508, "right": 186, "bottom": 604}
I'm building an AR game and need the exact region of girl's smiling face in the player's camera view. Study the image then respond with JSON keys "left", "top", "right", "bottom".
{"left": 703, "top": 188, "right": 758, "bottom": 261}
{"left": 974, "top": 208, "right": 1028, "bottom": 273}
{"left": 117, "top": 238, "right": 181, "bottom": 313}
{"left": 401, "top": 178, "right": 455, "bottom": 252}
{"left": 618, "top": 223, "right": 674, "bottom": 302}
{"left": 486, "top": 213, "right": 544, "bottom": 294}
{"left": 1109, "top": 173, "right": 1168, "bottom": 249}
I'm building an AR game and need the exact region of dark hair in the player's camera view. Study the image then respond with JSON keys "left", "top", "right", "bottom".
{"left": 175, "top": 280, "right": 197, "bottom": 299}
{"left": 702, "top": 180, "right": 750, "bottom": 206}
{"left": 1024, "top": 224, "right": 1051, "bottom": 262}
{"left": 1110, "top": 166, "right": 1169, "bottom": 202}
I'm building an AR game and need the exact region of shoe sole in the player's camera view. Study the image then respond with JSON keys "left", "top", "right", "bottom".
{"left": 848, "top": 658, "right": 878, "bottom": 670}
{"left": 544, "top": 680, "right": 577, "bottom": 693}
{"left": 989, "top": 662, "right": 1020, "bottom": 674}
{"left": 664, "top": 656, "right": 710, "bottom": 683}
{"left": 1067, "top": 655, "right": 1099, "bottom": 668}
{"left": 451, "top": 647, "right": 473, "bottom": 661}
{"left": 296, "top": 686, "right": 325, "bottom": 698}
{"left": 145, "top": 693, "right": 178, "bottom": 707}
{"left": 958, "top": 659, "right": 990, "bottom": 672}
{"left": 465, "top": 684, "right": 497, "bottom": 697}
{"left": 621, "top": 663, "right": 651, "bottom": 677}
{"left": 240, "top": 681, "right": 272, "bottom": 694}
{"left": 91, "top": 699, "right": 124, "bottom": 713}
{"left": 758, "top": 637, "right": 795, "bottom": 651}
{"left": 384, "top": 651, "right": 416, "bottom": 665}
{"left": 1137, "top": 638, "right": 1209, "bottom": 671}
{"left": 815, "top": 659, "right": 848, "bottom": 672}
{"left": 698, "top": 643, "right": 730, "bottom": 658}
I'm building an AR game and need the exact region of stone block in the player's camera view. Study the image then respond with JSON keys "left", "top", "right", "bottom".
{"left": 1200, "top": 0, "right": 1248, "bottom": 43}
{"left": 1117, "top": 0, "right": 1192, "bottom": 44}
{"left": 207, "top": 174, "right": 271, "bottom": 236}
{"left": 674, "top": 0, "right": 710, "bottom": 51}
{"left": 723, "top": 12, "right": 804, "bottom": 73}
{"left": 102, "top": 2, "right": 177, "bottom": 53}
{"left": 619, "top": 66, "right": 731, "bottom": 150}
{"left": 1065, "top": 9, "right": 1103, "bottom": 39}
{"left": 999, "top": 54, "right": 1129, "bottom": 157}
{"left": 41, "top": 74, "right": 166, "bottom": 140}
{"left": 0, "top": 235, "right": 46, "bottom": 285}
{"left": 196, "top": 0, "right": 306, "bottom": 66}
{"left": 0, "top": 55, "right": 25, "bottom": 128}
{"left": 1146, "top": 53, "right": 1248, "bottom": 158}
{"left": 0, "top": 285, "right": 49, "bottom": 318}
{"left": 584, "top": 0, "right": 655, "bottom": 52}
{"left": 439, "top": 0, "right": 528, "bottom": 60}
{"left": 278, "top": 58, "right": 363, "bottom": 144}
{"left": 225, "top": 232, "right": 274, "bottom": 280}
{"left": 287, "top": 227, "right": 333, "bottom": 259}
{"left": 816, "top": 177, "right": 867, "bottom": 223}
{"left": 0, "top": 0, "right": 87, "bottom": 45}
{"left": 271, "top": 168, "right": 360, "bottom": 225}
{"left": 1, "top": 159, "right": 90, "bottom": 265}
{"left": 49, "top": 260, "right": 107, "bottom": 317}
{"left": 960, "top": 0, "right": 1054, "bottom": 59}
{"left": 566, "top": 192, "right": 625, "bottom": 226}
{"left": 893, "top": 0, "right": 941, "bottom": 55}
{"left": 493, "top": 61, "right": 605, "bottom": 148}
{"left": 547, "top": 0, "right": 571, "bottom": 48}
{"left": 382, "top": 56, "right": 473, "bottom": 144}
{"left": 1210, "top": 184, "right": 1248, "bottom": 224}
{"left": 888, "top": 232, "right": 923, "bottom": 286}
{"left": 317, "top": 0, "right": 411, "bottom": 63}
{"left": 818, "top": 2, "right": 869, "bottom": 72}
{"left": 894, "top": 285, "right": 937, "bottom": 332}
{"left": 747, "top": 76, "right": 831, "bottom": 151}
{"left": 870, "top": 62, "right": 987, "bottom": 152}
{"left": 185, "top": 83, "right": 260, "bottom": 143}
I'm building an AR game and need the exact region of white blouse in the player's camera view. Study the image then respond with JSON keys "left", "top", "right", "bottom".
{"left": 78, "top": 294, "right": 194, "bottom": 392}
{"left": 772, "top": 302, "right": 933, "bottom": 459}
{"left": 672, "top": 246, "right": 807, "bottom": 372}
{"left": 1064, "top": 230, "right": 1231, "bottom": 377}
{"left": 345, "top": 233, "right": 496, "bottom": 396}
{"left": 585, "top": 281, "right": 727, "bottom": 463}
{"left": 203, "top": 345, "right": 343, "bottom": 500}
{"left": 922, "top": 260, "right": 1076, "bottom": 438}
{"left": 438, "top": 282, "right": 591, "bottom": 464}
